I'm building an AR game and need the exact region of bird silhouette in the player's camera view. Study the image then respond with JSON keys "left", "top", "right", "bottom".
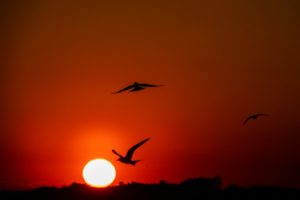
{"left": 243, "top": 113, "right": 269, "bottom": 125}
{"left": 112, "top": 82, "right": 162, "bottom": 94}
{"left": 112, "top": 138, "right": 150, "bottom": 165}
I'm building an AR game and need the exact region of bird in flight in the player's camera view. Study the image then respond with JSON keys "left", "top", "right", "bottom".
{"left": 112, "top": 82, "right": 162, "bottom": 94}
{"left": 243, "top": 113, "right": 269, "bottom": 125}
{"left": 112, "top": 138, "right": 150, "bottom": 165}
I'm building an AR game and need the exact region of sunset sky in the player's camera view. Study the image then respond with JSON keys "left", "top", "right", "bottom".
{"left": 1, "top": 0, "right": 300, "bottom": 190}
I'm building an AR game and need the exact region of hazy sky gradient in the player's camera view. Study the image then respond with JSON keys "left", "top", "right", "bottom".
{"left": 1, "top": 0, "right": 300, "bottom": 189}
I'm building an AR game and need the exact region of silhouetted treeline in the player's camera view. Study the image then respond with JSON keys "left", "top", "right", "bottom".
{"left": 1, "top": 176, "right": 300, "bottom": 199}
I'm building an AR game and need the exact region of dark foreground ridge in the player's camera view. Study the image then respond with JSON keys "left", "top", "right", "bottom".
{"left": 1, "top": 176, "right": 300, "bottom": 199}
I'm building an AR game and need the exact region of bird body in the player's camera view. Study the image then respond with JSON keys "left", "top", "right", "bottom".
{"left": 112, "top": 82, "right": 162, "bottom": 94}
{"left": 112, "top": 138, "right": 150, "bottom": 165}
{"left": 243, "top": 113, "right": 269, "bottom": 125}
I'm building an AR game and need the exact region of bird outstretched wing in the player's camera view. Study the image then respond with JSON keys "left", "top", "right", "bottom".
{"left": 125, "top": 138, "right": 150, "bottom": 160}
{"left": 256, "top": 113, "right": 269, "bottom": 117}
{"left": 112, "top": 149, "right": 123, "bottom": 158}
{"left": 139, "top": 83, "right": 162, "bottom": 87}
{"left": 243, "top": 116, "right": 253, "bottom": 125}
{"left": 112, "top": 84, "right": 135, "bottom": 94}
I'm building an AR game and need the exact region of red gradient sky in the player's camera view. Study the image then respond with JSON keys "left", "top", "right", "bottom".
{"left": 1, "top": 0, "right": 300, "bottom": 189}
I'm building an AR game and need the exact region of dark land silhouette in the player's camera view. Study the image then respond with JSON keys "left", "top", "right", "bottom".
{"left": 1, "top": 176, "right": 300, "bottom": 199}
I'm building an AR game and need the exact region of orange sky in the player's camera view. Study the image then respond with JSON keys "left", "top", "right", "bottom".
{"left": 1, "top": 0, "right": 300, "bottom": 189}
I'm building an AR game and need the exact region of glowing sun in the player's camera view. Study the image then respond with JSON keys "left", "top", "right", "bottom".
{"left": 83, "top": 159, "right": 116, "bottom": 188}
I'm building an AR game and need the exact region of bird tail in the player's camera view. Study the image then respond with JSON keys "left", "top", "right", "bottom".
{"left": 131, "top": 160, "right": 141, "bottom": 165}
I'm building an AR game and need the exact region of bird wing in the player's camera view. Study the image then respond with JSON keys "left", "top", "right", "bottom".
{"left": 243, "top": 116, "right": 253, "bottom": 125}
{"left": 125, "top": 138, "right": 150, "bottom": 160}
{"left": 112, "top": 84, "right": 134, "bottom": 94}
{"left": 256, "top": 113, "right": 269, "bottom": 117}
{"left": 138, "top": 83, "right": 162, "bottom": 87}
{"left": 112, "top": 149, "right": 123, "bottom": 158}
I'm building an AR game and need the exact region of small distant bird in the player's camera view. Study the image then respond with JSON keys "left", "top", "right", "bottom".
{"left": 112, "top": 82, "right": 162, "bottom": 94}
{"left": 243, "top": 113, "right": 269, "bottom": 125}
{"left": 112, "top": 138, "right": 150, "bottom": 165}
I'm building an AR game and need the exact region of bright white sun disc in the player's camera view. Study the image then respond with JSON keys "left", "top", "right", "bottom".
{"left": 83, "top": 159, "right": 116, "bottom": 188}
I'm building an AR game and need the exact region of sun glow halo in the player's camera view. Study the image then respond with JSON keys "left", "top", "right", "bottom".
{"left": 83, "top": 159, "right": 116, "bottom": 188}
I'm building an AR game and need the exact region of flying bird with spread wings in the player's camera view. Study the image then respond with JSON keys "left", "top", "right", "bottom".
{"left": 243, "top": 113, "right": 269, "bottom": 125}
{"left": 112, "top": 82, "right": 162, "bottom": 94}
{"left": 112, "top": 138, "right": 150, "bottom": 165}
